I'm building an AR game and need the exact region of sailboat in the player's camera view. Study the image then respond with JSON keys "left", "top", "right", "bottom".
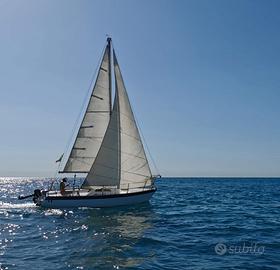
{"left": 30, "top": 38, "right": 158, "bottom": 208}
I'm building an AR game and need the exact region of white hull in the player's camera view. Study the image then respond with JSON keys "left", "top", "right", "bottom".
{"left": 39, "top": 189, "right": 156, "bottom": 208}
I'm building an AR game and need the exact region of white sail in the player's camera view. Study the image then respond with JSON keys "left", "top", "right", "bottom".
{"left": 83, "top": 91, "right": 120, "bottom": 187}
{"left": 83, "top": 49, "right": 152, "bottom": 189}
{"left": 113, "top": 51, "right": 152, "bottom": 189}
{"left": 61, "top": 44, "right": 111, "bottom": 173}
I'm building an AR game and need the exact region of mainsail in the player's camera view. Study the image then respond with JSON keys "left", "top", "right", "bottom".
{"left": 83, "top": 48, "right": 152, "bottom": 189}
{"left": 61, "top": 42, "right": 111, "bottom": 173}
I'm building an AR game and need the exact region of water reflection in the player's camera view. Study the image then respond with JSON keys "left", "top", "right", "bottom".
{"left": 68, "top": 203, "right": 156, "bottom": 269}
{"left": 0, "top": 178, "right": 158, "bottom": 269}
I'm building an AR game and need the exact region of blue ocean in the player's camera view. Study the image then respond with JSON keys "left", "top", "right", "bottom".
{"left": 0, "top": 177, "right": 280, "bottom": 269}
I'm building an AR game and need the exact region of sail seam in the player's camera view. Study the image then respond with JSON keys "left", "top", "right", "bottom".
{"left": 95, "top": 144, "right": 147, "bottom": 161}
{"left": 92, "top": 163, "right": 150, "bottom": 178}
{"left": 120, "top": 146, "right": 144, "bottom": 165}
{"left": 119, "top": 111, "right": 136, "bottom": 124}
{"left": 123, "top": 161, "right": 149, "bottom": 174}
{"left": 104, "top": 125, "right": 143, "bottom": 143}
{"left": 94, "top": 83, "right": 108, "bottom": 91}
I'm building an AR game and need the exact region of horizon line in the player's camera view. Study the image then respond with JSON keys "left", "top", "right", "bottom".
{"left": 0, "top": 175, "right": 279, "bottom": 179}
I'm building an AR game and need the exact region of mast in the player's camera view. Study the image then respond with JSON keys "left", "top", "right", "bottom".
{"left": 115, "top": 61, "right": 121, "bottom": 189}
{"left": 107, "top": 37, "right": 112, "bottom": 114}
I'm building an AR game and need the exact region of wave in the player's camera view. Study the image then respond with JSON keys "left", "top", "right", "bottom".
{"left": 0, "top": 201, "right": 37, "bottom": 209}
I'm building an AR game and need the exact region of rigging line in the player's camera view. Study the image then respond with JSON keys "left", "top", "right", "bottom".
{"left": 52, "top": 161, "right": 62, "bottom": 189}
{"left": 134, "top": 112, "right": 160, "bottom": 176}
{"left": 60, "top": 40, "right": 108, "bottom": 169}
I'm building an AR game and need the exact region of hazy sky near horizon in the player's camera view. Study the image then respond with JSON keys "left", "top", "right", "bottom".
{"left": 0, "top": 0, "right": 280, "bottom": 177}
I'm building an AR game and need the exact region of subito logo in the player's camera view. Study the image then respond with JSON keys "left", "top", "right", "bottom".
{"left": 215, "top": 243, "right": 227, "bottom": 255}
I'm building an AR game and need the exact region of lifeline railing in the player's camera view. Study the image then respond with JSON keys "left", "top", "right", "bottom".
{"left": 48, "top": 177, "right": 157, "bottom": 197}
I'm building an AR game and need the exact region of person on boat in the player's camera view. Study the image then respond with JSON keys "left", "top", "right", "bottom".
{"left": 60, "top": 178, "right": 68, "bottom": 195}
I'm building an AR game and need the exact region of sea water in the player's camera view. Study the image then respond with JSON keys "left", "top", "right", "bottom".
{"left": 0, "top": 177, "right": 280, "bottom": 270}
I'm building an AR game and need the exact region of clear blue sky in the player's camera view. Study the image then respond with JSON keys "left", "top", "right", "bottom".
{"left": 0, "top": 0, "right": 280, "bottom": 177}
